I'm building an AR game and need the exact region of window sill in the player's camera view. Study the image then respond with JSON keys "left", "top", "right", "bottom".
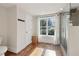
{"left": 39, "top": 35, "right": 55, "bottom": 37}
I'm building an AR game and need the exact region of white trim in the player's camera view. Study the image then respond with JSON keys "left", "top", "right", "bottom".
{"left": 38, "top": 16, "right": 55, "bottom": 36}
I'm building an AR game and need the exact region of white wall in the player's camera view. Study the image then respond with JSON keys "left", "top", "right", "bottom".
{"left": 17, "top": 5, "right": 33, "bottom": 53}
{"left": 67, "top": 10, "right": 79, "bottom": 56}
{"left": 7, "top": 6, "right": 17, "bottom": 53}
{"left": 32, "top": 16, "right": 38, "bottom": 36}
{"left": 0, "top": 6, "right": 8, "bottom": 46}
{"left": 54, "top": 14, "right": 60, "bottom": 44}
{"left": 68, "top": 25, "right": 79, "bottom": 56}
{"left": 0, "top": 4, "right": 33, "bottom": 53}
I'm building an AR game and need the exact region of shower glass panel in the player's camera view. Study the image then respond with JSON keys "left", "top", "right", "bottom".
{"left": 60, "top": 13, "right": 70, "bottom": 55}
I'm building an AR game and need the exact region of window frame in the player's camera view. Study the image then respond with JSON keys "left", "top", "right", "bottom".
{"left": 39, "top": 16, "right": 55, "bottom": 36}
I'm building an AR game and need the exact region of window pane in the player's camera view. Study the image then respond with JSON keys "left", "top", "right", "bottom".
{"left": 48, "top": 17, "right": 55, "bottom": 27}
{"left": 40, "top": 29, "right": 46, "bottom": 35}
{"left": 48, "top": 28, "right": 54, "bottom": 35}
{"left": 40, "top": 20, "right": 46, "bottom": 26}
{"left": 40, "top": 27, "right": 46, "bottom": 35}
{"left": 48, "top": 17, "right": 55, "bottom": 35}
{"left": 40, "top": 17, "right": 55, "bottom": 35}
{"left": 40, "top": 26, "right": 46, "bottom": 29}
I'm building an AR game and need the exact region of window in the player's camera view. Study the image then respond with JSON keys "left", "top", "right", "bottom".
{"left": 40, "top": 17, "right": 55, "bottom": 36}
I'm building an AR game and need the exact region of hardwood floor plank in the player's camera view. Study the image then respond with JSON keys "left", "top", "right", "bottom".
{"left": 5, "top": 43, "right": 63, "bottom": 56}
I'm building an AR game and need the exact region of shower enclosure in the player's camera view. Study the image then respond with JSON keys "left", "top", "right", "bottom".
{"left": 60, "top": 12, "right": 70, "bottom": 55}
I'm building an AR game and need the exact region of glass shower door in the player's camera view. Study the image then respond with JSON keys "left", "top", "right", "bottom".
{"left": 60, "top": 13, "right": 70, "bottom": 55}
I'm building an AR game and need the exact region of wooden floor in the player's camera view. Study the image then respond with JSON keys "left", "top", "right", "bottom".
{"left": 5, "top": 43, "right": 63, "bottom": 56}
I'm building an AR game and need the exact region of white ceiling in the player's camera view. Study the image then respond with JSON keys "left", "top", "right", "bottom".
{"left": 71, "top": 3, "right": 79, "bottom": 8}
{"left": 0, "top": 3, "right": 70, "bottom": 15}
{"left": 0, "top": 3, "right": 15, "bottom": 7}
{"left": 18, "top": 3, "right": 70, "bottom": 15}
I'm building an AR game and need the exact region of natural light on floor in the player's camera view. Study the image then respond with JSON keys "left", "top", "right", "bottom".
{"left": 44, "top": 49, "right": 56, "bottom": 56}
{"left": 30, "top": 47, "right": 56, "bottom": 56}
